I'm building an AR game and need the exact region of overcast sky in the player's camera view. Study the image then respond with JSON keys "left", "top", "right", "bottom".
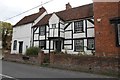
{"left": 0, "top": 0, "right": 93, "bottom": 25}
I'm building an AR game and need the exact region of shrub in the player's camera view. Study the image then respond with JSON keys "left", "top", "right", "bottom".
{"left": 26, "top": 47, "right": 40, "bottom": 56}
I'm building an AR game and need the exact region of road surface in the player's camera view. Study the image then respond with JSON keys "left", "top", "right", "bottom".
{"left": 1, "top": 61, "right": 114, "bottom": 79}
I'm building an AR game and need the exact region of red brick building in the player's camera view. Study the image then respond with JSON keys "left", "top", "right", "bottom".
{"left": 94, "top": 2, "right": 120, "bottom": 56}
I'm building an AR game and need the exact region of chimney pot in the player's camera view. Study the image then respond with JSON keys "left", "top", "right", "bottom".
{"left": 66, "top": 3, "right": 72, "bottom": 10}
{"left": 39, "top": 7, "right": 46, "bottom": 12}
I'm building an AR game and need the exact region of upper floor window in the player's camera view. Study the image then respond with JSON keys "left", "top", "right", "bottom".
{"left": 40, "top": 26, "right": 45, "bottom": 36}
{"left": 13, "top": 40, "right": 17, "bottom": 50}
{"left": 74, "top": 20, "right": 83, "bottom": 33}
{"left": 118, "top": 24, "right": 120, "bottom": 45}
{"left": 74, "top": 39, "right": 84, "bottom": 52}
{"left": 87, "top": 39, "right": 95, "bottom": 50}
{"left": 52, "top": 24, "right": 56, "bottom": 28}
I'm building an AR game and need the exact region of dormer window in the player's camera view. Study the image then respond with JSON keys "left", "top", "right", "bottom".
{"left": 40, "top": 26, "right": 45, "bottom": 36}
{"left": 74, "top": 20, "right": 83, "bottom": 33}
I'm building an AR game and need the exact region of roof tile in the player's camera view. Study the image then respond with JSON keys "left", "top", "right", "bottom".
{"left": 13, "top": 7, "right": 46, "bottom": 27}
{"left": 34, "top": 3, "right": 93, "bottom": 27}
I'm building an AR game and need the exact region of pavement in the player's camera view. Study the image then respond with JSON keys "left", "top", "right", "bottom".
{"left": 1, "top": 60, "right": 116, "bottom": 79}
{"left": 0, "top": 49, "right": 3, "bottom": 60}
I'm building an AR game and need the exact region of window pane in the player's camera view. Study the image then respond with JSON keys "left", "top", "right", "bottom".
{"left": 13, "top": 40, "right": 17, "bottom": 50}
{"left": 40, "top": 26, "right": 45, "bottom": 36}
{"left": 52, "top": 24, "right": 56, "bottom": 28}
{"left": 74, "top": 40, "right": 84, "bottom": 51}
{"left": 74, "top": 21, "right": 83, "bottom": 33}
{"left": 88, "top": 39, "right": 95, "bottom": 49}
{"left": 40, "top": 41, "right": 45, "bottom": 49}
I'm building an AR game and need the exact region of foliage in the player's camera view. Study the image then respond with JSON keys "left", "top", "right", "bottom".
{"left": 0, "top": 21, "right": 13, "bottom": 49}
{"left": 26, "top": 47, "right": 40, "bottom": 56}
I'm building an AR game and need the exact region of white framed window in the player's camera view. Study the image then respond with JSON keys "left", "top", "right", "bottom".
{"left": 39, "top": 41, "right": 45, "bottom": 49}
{"left": 40, "top": 26, "right": 45, "bottom": 36}
{"left": 74, "top": 39, "right": 84, "bottom": 52}
{"left": 87, "top": 39, "right": 95, "bottom": 50}
{"left": 74, "top": 20, "right": 83, "bottom": 33}
{"left": 13, "top": 40, "right": 17, "bottom": 50}
{"left": 52, "top": 24, "right": 56, "bottom": 28}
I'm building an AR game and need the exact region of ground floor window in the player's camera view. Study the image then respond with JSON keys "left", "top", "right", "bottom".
{"left": 87, "top": 39, "right": 95, "bottom": 50}
{"left": 118, "top": 24, "right": 120, "bottom": 46}
{"left": 39, "top": 41, "right": 45, "bottom": 49}
{"left": 74, "top": 39, "right": 84, "bottom": 52}
{"left": 13, "top": 40, "right": 17, "bottom": 50}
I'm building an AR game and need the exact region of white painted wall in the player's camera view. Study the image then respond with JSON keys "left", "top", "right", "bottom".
{"left": 49, "top": 13, "right": 59, "bottom": 25}
{"left": 87, "top": 28, "right": 94, "bottom": 37}
{"left": 73, "top": 33, "right": 86, "bottom": 38}
{"left": 34, "top": 41, "right": 39, "bottom": 47}
{"left": 65, "top": 23, "right": 72, "bottom": 30}
{"left": 49, "top": 14, "right": 59, "bottom": 38}
{"left": 34, "top": 34, "right": 39, "bottom": 40}
{"left": 34, "top": 27, "right": 39, "bottom": 34}
{"left": 64, "top": 40, "right": 72, "bottom": 44}
{"left": 65, "top": 31, "right": 72, "bottom": 39}
{"left": 11, "top": 11, "right": 47, "bottom": 54}
{"left": 11, "top": 23, "right": 32, "bottom": 54}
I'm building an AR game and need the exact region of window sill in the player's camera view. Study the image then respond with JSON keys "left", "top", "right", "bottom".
{"left": 87, "top": 48, "right": 95, "bottom": 50}
{"left": 74, "top": 31, "right": 84, "bottom": 34}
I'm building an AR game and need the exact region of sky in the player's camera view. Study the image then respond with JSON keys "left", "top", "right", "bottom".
{"left": 0, "top": 0, "right": 93, "bottom": 25}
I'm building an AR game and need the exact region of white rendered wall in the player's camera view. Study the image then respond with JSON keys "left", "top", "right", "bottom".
{"left": 49, "top": 13, "right": 59, "bottom": 25}
{"left": 11, "top": 23, "right": 32, "bottom": 54}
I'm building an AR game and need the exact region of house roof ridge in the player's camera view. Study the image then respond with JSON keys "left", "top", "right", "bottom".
{"left": 33, "top": 3, "right": 93, "bottom": 27}
{"left": 13, "top": 7, "right": 46, "bottom": 27}
{"left": 46, "top": 3, "right": 93, "bottom": 15}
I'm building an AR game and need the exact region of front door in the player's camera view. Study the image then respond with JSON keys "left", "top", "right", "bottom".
{"left": 55, "top": 40, "right": 61, "bottom": 52}
{"left": 19, "top": 42, "right": 23, "bottom": 53}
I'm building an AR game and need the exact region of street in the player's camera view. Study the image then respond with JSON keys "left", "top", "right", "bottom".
{"left": 1, "top": 60, "right": 114, "bottom": 79}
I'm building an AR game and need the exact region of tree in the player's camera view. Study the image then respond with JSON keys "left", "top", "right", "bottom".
{"left": 0, "top": 21, "right": 13, "bottom": 50}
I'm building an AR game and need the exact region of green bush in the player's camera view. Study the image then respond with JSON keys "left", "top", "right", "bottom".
{"left": 26, "top": 47, "right": 40, "bottom": 56}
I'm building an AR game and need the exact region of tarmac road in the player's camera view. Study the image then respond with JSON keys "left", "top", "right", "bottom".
{"left": 2, "top": 60, "right": 116, "bottom": 79}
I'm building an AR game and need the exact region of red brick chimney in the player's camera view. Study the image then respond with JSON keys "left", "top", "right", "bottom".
{"left": 39, "top": 7, "right": 46, "bottom": 12}
{"left": 66, "top": 3, "right": 72, "bottom": 10}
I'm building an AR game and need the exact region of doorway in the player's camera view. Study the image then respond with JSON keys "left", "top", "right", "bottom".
{"left": 19, "top": 41, "right": 23, "bottom": 53}
{"left": 55, "top": 40, "right": 61, "bottom": 52}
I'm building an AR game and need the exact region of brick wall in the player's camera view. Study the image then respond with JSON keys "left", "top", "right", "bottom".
{"left": 93, "top": 2, "right": 120, "bottom": 56}
{"left": 50, "top": 53, "right": 119, "bottom": 76}
{"left": 3, "top": 51, "right": 48, "bottom": 65}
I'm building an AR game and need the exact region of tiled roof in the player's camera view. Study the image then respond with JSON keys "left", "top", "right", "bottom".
{"left": 33, "top": 14, "right": 52, "bottom": 27}
{"left": 13, "top": 7, "right": 46, "bottom": 27}
{"left": 34, "top": 3, "right": 93, "bottom": 27}
{"left": 56, "top": 3, "right": 93, "bottom": 21}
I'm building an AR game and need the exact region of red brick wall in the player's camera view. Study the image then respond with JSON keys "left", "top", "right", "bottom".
{"left": 50, "top": 53, "right": 119, "bottom": 75}
{"left": 93, "top": 2, "right": 120, "bottom": 56}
